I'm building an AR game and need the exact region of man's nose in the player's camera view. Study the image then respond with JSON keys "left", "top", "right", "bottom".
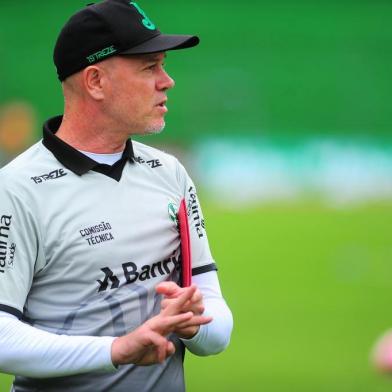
{"left": 157, "top": 69, "right": 175, "bottom": 91}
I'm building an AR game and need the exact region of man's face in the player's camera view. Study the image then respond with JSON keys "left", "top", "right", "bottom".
{"left": 102, "top": 52, "right": 175, "bottom": 135}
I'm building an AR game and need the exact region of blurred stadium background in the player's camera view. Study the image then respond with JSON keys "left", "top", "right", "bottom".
{"left": 1, "top": 0, "right": 392, "bottom": 391}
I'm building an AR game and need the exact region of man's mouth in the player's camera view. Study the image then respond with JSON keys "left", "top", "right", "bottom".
{"left": 156, "top": 99, "right": 168, "bottom": 113}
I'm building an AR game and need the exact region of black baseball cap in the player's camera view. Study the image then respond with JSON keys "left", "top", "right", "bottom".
{"left": 54, "top": 0, "right": 199, "bottom": 81}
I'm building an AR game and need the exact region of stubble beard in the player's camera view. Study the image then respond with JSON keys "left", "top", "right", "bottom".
{"left": 143, "top": 120, "right": 166, "bottom": 135}
{"left": 125, "top": 122, "right": 165, "bottom": 137}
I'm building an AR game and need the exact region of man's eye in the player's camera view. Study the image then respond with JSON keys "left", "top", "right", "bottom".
{"left": 146, "top": 62, "right": 165, "bottom": 71}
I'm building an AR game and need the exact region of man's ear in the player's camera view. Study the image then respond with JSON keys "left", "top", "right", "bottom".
{"left": 83, "top": 65, "right": 106, "bottom": 101}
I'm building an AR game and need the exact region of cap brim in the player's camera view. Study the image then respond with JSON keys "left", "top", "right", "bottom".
{"left": 119, "top": 34, "right": 199, "bottom": 55}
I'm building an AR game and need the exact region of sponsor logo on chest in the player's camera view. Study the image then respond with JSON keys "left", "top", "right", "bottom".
{"left": 97, "top": 254, "right": 180, "bottom": 292}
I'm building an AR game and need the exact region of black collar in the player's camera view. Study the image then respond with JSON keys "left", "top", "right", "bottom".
{"left": 42, "top": 115, "right": 135, "bottom": 181}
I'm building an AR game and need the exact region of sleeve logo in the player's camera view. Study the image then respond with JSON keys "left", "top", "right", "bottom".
{"left": 0, "top": 215, "right": 12, "bottom": 274}
{"left": 187, "top": 187, "right": 205, "bottom": 238}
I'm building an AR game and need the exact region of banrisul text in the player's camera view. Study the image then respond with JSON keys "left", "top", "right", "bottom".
{"left": 97, "top": 255, "right": 180, "bottom": 292}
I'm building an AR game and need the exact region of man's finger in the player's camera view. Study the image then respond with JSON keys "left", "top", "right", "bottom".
{"left": 155, "top": 281, "right": 182, "bottom": 297}
{"left": 149, "top": 311, "right": 193, "bottom": 334}
{"left": 166, "top": 341, "right": 175, "bottom": 356}
{"left": 160, "top": 298, "right": 170, "bottom": 309}
{"left": 176, "top": 315, "right": 213, "bottom": 330}
{"left": 193, "top": 304, "right": 205, "bottom": 315}
{"left": 162, "top": 285, "right": 197, "bottom": 316}
{"left": 190, "top": 289, "right": 203, "bottom": 304}
{"left": 147, "top": 331, "right": 171, "bottom": 363}
{"left": 161, "top": 298, "right": 199, "bottom": 311}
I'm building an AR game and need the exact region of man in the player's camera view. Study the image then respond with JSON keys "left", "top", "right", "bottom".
{"left": 0, "top": 1, "right": 233, "bottom": 391}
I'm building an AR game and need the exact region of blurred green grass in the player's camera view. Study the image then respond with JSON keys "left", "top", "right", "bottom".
{"left": 185, "top": 201, "right": 392, "bottom": 391}
{"left": 1, "top": 202, "right": 392, "bottom": 391}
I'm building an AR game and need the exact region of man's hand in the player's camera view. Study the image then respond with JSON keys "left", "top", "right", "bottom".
{"left": 111, "top": 285, "right": 211, "bottom": 366}
{"left": 156, "top": 282, "right": 212, "bottom": 339}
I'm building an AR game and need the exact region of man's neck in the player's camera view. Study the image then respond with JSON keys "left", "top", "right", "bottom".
{"left": 56, "top": 111, "right": 127, "bottom": 154}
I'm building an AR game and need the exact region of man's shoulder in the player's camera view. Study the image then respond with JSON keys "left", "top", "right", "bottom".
{"left": 0, "top": 140, "right": 50, "bottom": 187}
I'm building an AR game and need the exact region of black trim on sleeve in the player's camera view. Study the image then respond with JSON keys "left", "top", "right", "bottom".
{"left": 192, "top": 263, "right": 218, "bottom": 276}
{"left": 0, "top": 304, "right": 23, "bottom": 319}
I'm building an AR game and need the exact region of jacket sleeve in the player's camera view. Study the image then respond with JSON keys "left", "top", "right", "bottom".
{"left": 0, "top": 174, "right": 45, "bottom": 318}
